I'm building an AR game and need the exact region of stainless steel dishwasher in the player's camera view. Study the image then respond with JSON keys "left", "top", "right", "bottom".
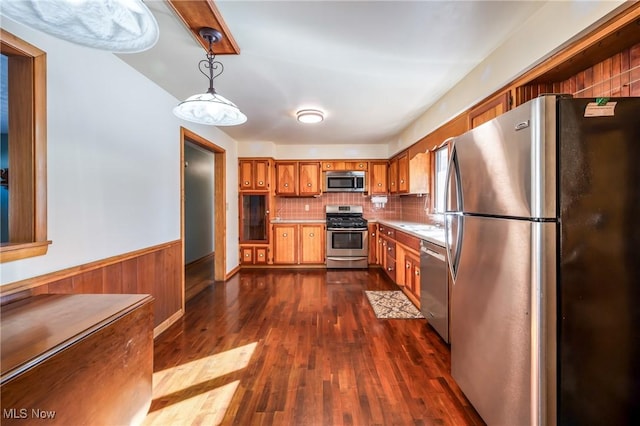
{"left": 420, "top": 240, "right": 449, "bottom": 343}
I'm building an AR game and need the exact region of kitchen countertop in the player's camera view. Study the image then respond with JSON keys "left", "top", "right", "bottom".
{"left": 374, "top": 219, "right": 446, "bottom": 247}
{"left": 271, "top": 218, "right": 325, "bottom": 224}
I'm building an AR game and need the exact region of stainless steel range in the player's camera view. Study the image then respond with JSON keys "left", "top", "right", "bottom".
{"left": 325, "top": 205, "right": 368, "bottom": 269}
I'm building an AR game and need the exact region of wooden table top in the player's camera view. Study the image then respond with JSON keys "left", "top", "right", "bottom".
{"left": 1, "top": 293, "right": 153, "bottom": 383}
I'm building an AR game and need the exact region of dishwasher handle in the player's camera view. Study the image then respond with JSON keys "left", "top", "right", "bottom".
{"left": 422, "top": 248, "right": 446, "bottom": 261}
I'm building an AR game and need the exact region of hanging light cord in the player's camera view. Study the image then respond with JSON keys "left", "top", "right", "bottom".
{"left": 199, "top": 34, "right": 223, "bottom": 95}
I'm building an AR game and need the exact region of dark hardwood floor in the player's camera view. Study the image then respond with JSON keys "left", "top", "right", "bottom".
{"left": 144, "top": 268, "right": 484, "bottom": 425}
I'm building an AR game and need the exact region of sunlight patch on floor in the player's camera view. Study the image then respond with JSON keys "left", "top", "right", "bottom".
{"left": 143, "top": 342, "right": 257, "bottom": 425}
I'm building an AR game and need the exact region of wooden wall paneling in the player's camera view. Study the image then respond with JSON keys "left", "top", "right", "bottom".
{"left": 621, "top": 47, "right": 631, "bottom": 96}
{"left": 0, "top": 241, "right": 183, "bottom": 336}
{"left": 47, "top": 277, "right": 73, "bottom": 294}
{"left": 631, "top": 43, "right": 640, "bottom": 96}
{"left": 167, "top": 242, "right": 183, "bottom": 319}
{"left": 122, "top": 258, "right": 139, "bottom": 294}
{"left": 72, "top": 268, "right": 104, "bottom": 294}
{"left": 103, "top": 262, "right": 124, "bottom": 294}
{"left": 137, "top": 251, "right": 160, "bottom": 325}
{"left": 611, "top": 53, "right": 622, "bottom": 96}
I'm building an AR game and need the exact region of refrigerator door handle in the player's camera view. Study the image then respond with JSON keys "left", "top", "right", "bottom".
{"left": 445, "top": 144, "right": 463, "bottom": 213}
{"left": 445, "top": 145, "right": 464, "bottom": 281}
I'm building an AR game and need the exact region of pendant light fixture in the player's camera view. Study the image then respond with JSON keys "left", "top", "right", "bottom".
{"left": 0, "top": 0, "right": 159, "bottom": 53}
{"left": 173, "top": 27, "right": 247, "bottom": 126}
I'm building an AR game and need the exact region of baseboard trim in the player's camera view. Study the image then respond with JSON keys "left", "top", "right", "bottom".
{"left": 225, "top": 264, "right": 241, "bottom": 280}
{"left": 185, "top": 252, "right": 214, "bottom": 270}
{"left": 153, "top": 308, "right": 184, "bottom": 339}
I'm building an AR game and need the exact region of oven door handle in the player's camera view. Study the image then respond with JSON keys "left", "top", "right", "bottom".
{"left": 327, "top": 228, "right": 368, "bottom": 232}
{"left": 326, "top": 256, "right": 368, "bottom": 261}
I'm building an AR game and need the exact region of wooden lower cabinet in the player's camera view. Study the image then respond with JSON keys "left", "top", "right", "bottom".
{"left": 240, "top": 245, "right": 269, "bottom": 265}
{"left": 272, "top": 223, "right": 326, "bottom": 265}
{"left": 300, "top": 224, "right": 325, "bottom": 264}
{"left": 368, "top": 223, "right": 378, "bottom": 264}
{"left": 383, "top": 237, "right": 396, "bottom": 282}
{"left": 402, "top": 251, "right": 421, "bottom": 306}
{"left": 376, "top": 224, "right": 421, "bottom": 307}
{"left": 272, "top": 224, "right": 298, "bottom": 264}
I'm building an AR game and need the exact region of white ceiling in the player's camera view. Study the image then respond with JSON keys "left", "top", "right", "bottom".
{"left": 122, "top": 0, "right": 548, "bottom": 146}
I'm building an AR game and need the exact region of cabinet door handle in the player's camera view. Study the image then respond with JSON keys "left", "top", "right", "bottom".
{"left": 283, "top": 233, "right": 287, "bottom": 237}
{"left": 377, "top": 182, "right": 382, "bottom": 186}
{"left": 307, "top": 183, "right": 312, "bottom": 187}
{"left": 259, "top": 253, "right": 264, "bottom": 257}
{"left": 245, "top": 253, "right": 250, "bottom": 257}
{"left": 415, "top": 270, "right": 420, "bottom": 276}
{"left": 309, "top": 233, "right": 314, "bottom": 237}
{"left": 400, "top": 179, "right": 405, "bottom": 184}
{"left": 406, "top": 263, "right": 411, "bottom": 269}
{"left": 284, "top": 183, "right": 289, "bottom": 187}
{"left": 244, "top": 181, "right": 250, "bottom": 185}
{"left": 258, "top": 180, "right": 263, "bottom": 185}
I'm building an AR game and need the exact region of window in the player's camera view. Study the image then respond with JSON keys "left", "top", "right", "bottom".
{"left": 433, "top": 144, "right": 449, "bottom": 213}
{"left": 0, "top": 29, "right": 49, "bottom": 263}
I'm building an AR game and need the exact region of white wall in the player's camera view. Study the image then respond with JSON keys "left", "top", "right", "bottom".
{"left": 0, "top": 18, "right": 240, "bottom": 284}
{"left": 389, "top": 0, "right": 628, "bottom": 155}
{"left": 238, "top": 140, "right": 389, "bottom": 159}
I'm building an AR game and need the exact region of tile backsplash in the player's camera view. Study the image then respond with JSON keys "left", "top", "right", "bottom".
{"left": 274, "top": 193, "right": 442, "bottom": 225}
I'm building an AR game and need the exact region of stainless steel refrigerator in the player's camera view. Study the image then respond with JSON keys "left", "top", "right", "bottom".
{"left": 444, "top": 95, "right": 640, "bottom": 426}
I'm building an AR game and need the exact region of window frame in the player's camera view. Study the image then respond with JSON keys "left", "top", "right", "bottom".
{"left": 0, "top": 29, "right": 50, "bottom": 263}
{"left": 432, "top": 142, "right": 450, "bottom": 214}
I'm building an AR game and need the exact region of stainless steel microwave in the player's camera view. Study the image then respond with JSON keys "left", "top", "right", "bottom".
{"left": 324, "top": 171, "right": 366, "bottom": 192}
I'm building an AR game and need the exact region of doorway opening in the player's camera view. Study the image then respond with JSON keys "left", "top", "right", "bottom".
{"left": 180, "top": 127, "right": 226, "bottom": 303}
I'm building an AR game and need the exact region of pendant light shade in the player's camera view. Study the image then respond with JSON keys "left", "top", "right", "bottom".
{"left": 173, "top": 92, "right": 246, "bottom": 126}
{"left": 0, "top": 0, "right": 159, "bottom": 53}
{"left": 173, "top": 27, "right": 246, "bottom": 126}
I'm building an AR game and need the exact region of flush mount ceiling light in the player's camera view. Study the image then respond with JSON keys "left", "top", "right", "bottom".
{"left": 296, "top": 109, "right": 324, "bottom": 124}
{"left": 0, "top": 0, "right": 159, "bottom": 53}
{"left": 173, "top": 27, "right": 247, "bottom": 126}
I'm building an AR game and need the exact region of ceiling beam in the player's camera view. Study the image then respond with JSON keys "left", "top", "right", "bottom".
{"left": 165, "top": 0, "right": 240, "bottom": 55}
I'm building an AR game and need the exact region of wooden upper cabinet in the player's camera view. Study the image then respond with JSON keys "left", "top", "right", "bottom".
{"left": 298, "top": 162, "right": 321, "bottom": 196}
{"left": 369, "top": 161, "right": 388, "bottom": 194}
{"left": 468, "top": 92, "right": 512, "bottom": 129}
{"left": 397, "top": 152, "right": 409, "bottom": 193}
{"left": 322, "top": 161, "right": 344, "bottom": 171}
{"left": 345, "top": 161, "right": 368, "bottom": 171}
{"left": 239, "top": 158, "right": 271, "bottom": 191}
{"left": 322, "top": 161, "right": 368, "bottom": 171}
{"left": 393, "top": 150, "right": 431, "bottom": 195}
{"left": 275, "top": 162, "right": 297, "bottom": 196}
{"left": 388, "top": 158, "right": 398, "bottom": 194}
{"left": 409, "top": 151, "right": 430, "bottom": 195}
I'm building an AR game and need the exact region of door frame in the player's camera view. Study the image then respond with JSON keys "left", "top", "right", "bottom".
{"left": 180, "top": 127, "right": 226, "bottom": 288}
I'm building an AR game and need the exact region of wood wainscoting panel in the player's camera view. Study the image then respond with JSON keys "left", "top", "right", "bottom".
{"left": 0, "top": 241, "right": 184, "bottom": 335}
